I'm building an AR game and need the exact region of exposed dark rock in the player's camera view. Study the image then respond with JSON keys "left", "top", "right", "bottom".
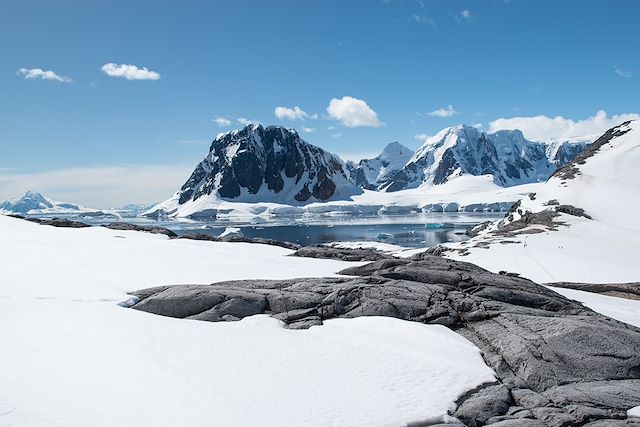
{"left": 547, "top": 282, "right": 640, "bottom": 301}
{"left": 466, "top": 221, "right": 492, "bottom": 237}
{"left": 556, "top": 204, "right": 592, "bottom": 219}
{"left": 103, "top": 222, "right": 177, "bottom": 238}
{"left": 293, "top": 246, "right": 392, "bottom": 262}
{"left": 128, "top": 255, "right": 640, "bottom": 425}
{"left": 24, "top": 217, "right": 91, "bottom": 228}
{"left": 176, "top": 233, "right": 301, "bottom": 250}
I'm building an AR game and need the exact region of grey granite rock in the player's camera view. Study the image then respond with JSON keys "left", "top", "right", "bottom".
{"left": 128, "top": 254, "right": 640, "bottom": 425}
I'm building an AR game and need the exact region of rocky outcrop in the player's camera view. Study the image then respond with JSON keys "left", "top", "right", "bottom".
{"left": 171, "top": 124, "right": 359, "bottom": 205}
{"left": 103, "top": 222, "right": 178, "bottom": 238}
{"left": 128, "top": 254, "right": 640, "bottom": 425}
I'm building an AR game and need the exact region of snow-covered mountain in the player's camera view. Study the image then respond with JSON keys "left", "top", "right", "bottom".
{"left": 148, "top": 124, "right": 361, "bottom": 217}
{"left": 380, "top": 125, "right": 589, "bottom": 192}
{"left": 446, "top": 120, "right": 640, "bottom": 284}
{"left": 346, "top": 142, "right": 414, "bottom": 189}
{"left": 0, "top": 191, "right": 86, "bottom": 215}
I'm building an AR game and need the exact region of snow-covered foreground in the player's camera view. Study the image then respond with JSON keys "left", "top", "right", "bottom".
{"left": 0, "top": 215, "right": 496, "bottom": 426}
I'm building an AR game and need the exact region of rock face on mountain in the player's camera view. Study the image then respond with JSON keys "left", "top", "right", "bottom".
{"left": 129, "top": 254, "right": 640, "bottom": 425}
{"left": 346, "top": 142, "right": 414, "bottom": 189}
{"left": 174, "top": 124, "right": 359, "bottom": 205}
{"left": 380, "top": 125, "right": 589, "bottom": 192}
{"left": 0, "top": 191, "right": 83, "bottom": 215}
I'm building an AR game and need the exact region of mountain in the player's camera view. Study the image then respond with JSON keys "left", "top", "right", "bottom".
{"left": 154, "top": 124, "right": 360, "bottom": 213}
{"left": 446, "top": 120, "right": 640, "bottom": 284}
{"left": 380, "top": 125, "right": 589, "bottom": 192}
{"left": 346, "top": 142, "right": 414, "bottom": 189}
{"left": 0, "top": 191, "right": 114, "bottom": 218}
{"left": 0, "top": 191, "right": 82, "bottom": 215}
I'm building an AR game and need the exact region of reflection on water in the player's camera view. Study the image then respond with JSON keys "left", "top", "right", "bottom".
{"left": 169, "top": 213, "right": 502, "bottom": 248}
{"left": 30, "top": 212, "right": 503, "bottom": 249}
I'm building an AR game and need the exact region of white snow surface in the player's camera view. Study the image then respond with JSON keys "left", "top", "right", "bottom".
{"left": 629, "top": 406, "right": 640, "bottom": 418}
{"left": 147, "top": 174, "right": 541, "bottom": 220}
{"left": 447, "top": 120, "right": 640, "bottom": 284}
{"left": 0, "top": 215, "right": 496, "bottom": 426}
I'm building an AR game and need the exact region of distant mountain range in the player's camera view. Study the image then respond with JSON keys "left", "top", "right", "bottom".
{"left": 379, "top": 125, "right": 589, "bottom": 191}
{"left": 148, "top": 123, "right": 590, "bottom": 216}
{"left": 0, "top": 191, "right": 87, "bottom": 215}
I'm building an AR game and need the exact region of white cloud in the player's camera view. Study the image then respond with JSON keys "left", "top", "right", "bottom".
{"left": 237, "top": 118, "right": 260, "bottom": 126}
{"left": 212, "top": 116, "right": 232, "bottom": 127}
{"left": 461, "top": 9, "right": 471, "bottom": 20}
{"left": 414, "top": 133, "right": 431, "bottom": 143}
{"left": 332, "top": 133, "right": 343, "bottom": 138}
{"left": 472, "top": 122, "right": 483, "bottom": 129}
{"left": 101, "top": 63, "right": 160, "bottom": 81}
{"left": 488, "top": 110, "right": 640, "bottom": 141}
{"left": 274, "top": 106, "right": 317, "bottom": 121}
{"left": 301, "top": 127, "right": 315, "bottom": 133}
{"left": 18, "top": 68, "right": 72, "bottom": 83}
{"left": 614, "top": 65, "right": 632, "bottom": 78}
{"left": 327, "top": 96, "right": 383, "bottom": 128}
{"left": 0, "top": 164, "right": 193, "bottom": 209}
{"left": 426, "top": 105, "right": 457, "bottom": 118}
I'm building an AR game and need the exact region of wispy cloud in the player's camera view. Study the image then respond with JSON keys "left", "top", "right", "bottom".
{"left": 461, "top": 9, "right": 471, "bottom": 21}
{"left": 331, "top": 133, "right": 343, "bottom": 139}
{"left": 426, "top": 105, "right": 458, "bottom": 118}
{"left": 488, "top": 110, "right": 640, "bottom": 141}
{"left": 614, "top": 65, "right": 632, "bottom": 78}
{"left": 411, "top": 14, "right": 435, "bottom": 26}
{"left": 301, "top": 127, "right": 316, "bottom": 133}
{"left": 274, "top": 106, "right": 317, "bottom": 121}
{"left": 101, "top": 63, "right": 161, "bottom": 81}
{"left": 17, "top": 68, "right": 72, "bottom": 83}
{"left": 212, "top": 116, "right": 232, "bottom": 127}
{"left": 327, "top": 96, "right": 383, "bottom": 128}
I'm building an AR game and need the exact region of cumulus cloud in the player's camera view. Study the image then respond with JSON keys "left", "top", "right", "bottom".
{"left": 426, "top": 105, "right": 457, "bottom": 118}
{"left": 488, "top": 110, "right": 640, "bottom": 141}
{"left": 0, "top": 165, "right": 193, "bottom": 209}
{"left": 101, "top": 63, "right": 161, "bottom": 80}
{"left": 237, "top": 118, "right": 260, "bottom": 126}
{"left": 414, "top": 133, "right": 431, "bottom": 143}
{"left": 18, "top": 68, "right": 72, "bottom": 83}
{"left": 274, "top": 106, "right": 317, "bottom": 121}
{"left": 212, "top": 116, "right": 232, "bottom": 127}
{"left": 327, "top": 96, "right": 383, "bottom": 128}
{"left": 461, "top": 9, "right": 471, "bottom": 20}
{"left": 614, "top": 65, "right": 632, "bottom": 78}
{"left": 302, "top": 127, "right": 315, "bottom": 133}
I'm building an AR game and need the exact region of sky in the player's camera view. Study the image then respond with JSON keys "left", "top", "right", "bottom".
{"left": 1, "top": 0, "right": 639, "bottom": 207}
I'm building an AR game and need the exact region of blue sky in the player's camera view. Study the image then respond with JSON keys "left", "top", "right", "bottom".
{"left": 1, "top": 0, "right": 639, "bottom": 206}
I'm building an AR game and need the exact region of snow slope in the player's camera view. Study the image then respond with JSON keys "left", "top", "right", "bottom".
{"left": 0, "top": 215, "right": 496, "bottom": 426}
{"left": 447, "top": 120, "right": 640, "bottom": 284}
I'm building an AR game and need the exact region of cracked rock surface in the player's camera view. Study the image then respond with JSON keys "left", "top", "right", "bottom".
{"left": 128, "top": 254, "right": 640, "bottom": 426}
